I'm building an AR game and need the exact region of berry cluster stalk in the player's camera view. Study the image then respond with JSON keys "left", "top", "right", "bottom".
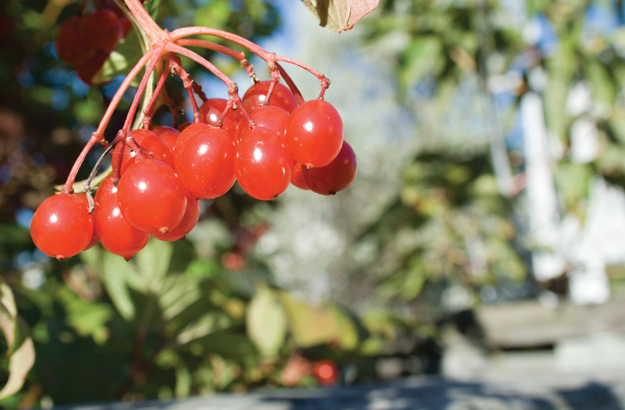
{"left": 60, "top": 0, "right": 331, "bottom": 196}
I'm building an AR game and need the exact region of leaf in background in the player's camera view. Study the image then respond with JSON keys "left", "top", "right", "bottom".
{"left": 328, "top": 305, "right": 358, "bottom": 350}
{"left": 159, "top": 273, "right": 201, "bottom": 321}
{"left": 100, "top": 252, "right": 144, "bottom": 320}
{"left": 97, "top": 29, "right": 143, "bottom": 84}
{"left": 279, "top": 292, "right": 335, "bottom": 348}
{"left": 246, "top": 285, "right": 287, "bottom": 357}
{"left": 0, "top": 280, "right": 35, "bottom": 399}
{"left": 302, "top": 0, "right": 380, "bottom": 32}
{"left": 145, "top": 0, "right": 161, "bottom": 20}
{"left": 400, "top": 36, "right": 444, "bottom": 90}
{"left": 0, "top": 319, "right": 35, "bottom": 400}
{"left": 136, "top": 239, "right": 173, "bottom": 293}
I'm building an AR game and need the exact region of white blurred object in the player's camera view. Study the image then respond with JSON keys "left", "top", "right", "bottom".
{"left": 522, "top": 92, "right": 564, "bottom": 281}
{"left": 570, "top": 116, "right": 599, "bottom": 164}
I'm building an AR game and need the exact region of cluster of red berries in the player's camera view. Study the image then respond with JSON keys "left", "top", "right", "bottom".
{"left": 55, "top": 1, "right": 132, "bottom": 85}
{"left": 30, "top": 80, "right": 357, "bottom": 261}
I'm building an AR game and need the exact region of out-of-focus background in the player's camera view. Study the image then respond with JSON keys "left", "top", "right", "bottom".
{"left": 2, "top": 0, "right": 625, "bottom": 408}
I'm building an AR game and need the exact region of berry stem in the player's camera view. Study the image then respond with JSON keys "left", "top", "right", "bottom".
{"left": 142, "top": 59, "right": 169, "bottom": 129}
{"left": 176, "top": 38, "right": 256, "bottom": 82}
{"left": 122, "top": 0, "right": 166, "bottom": 43}
{"left": 170, "top": 27, "right": 329, "bottom": 93}
{"left": 164, "top": 42, "right": 236, "bottom": 90}
{"left": 120, "top": 45, "right": 165, "bottom": 135}
{"left": 277, "top": 63, "right": 305, "bottom": 105}
{"left": 167, "top": 54, "right": 202, "bottom": 122}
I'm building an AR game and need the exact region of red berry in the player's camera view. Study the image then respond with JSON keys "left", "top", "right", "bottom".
{"left": 75, "top": 50, "right": 110, "bottom": 86}
{"left": 172, "top": 122, "right": 212, "bottom": 168}
{"left": 177, "top": 122, "right": 192, "bottom": 132}
{"left": 152, "top": 125, "right": 180, "bottom": 152}
{"left": 313, "top": 360, "right": 339, "bottom": 386}
{"left": 94, "top": 174, "right": 118, "bottom": 206}
{"left": 118, "top": 15, "right": 132, "bottom": 38}
{"left": 173, "top": 128, "right": 236, "bottom": 198}
{"left": 199, "top": 98, "right": 242, "bottom": 140}
{"left": 242, "top": 81, "right": 298, "bottom": 113}
{"left": 285, "top": 99, "right": 343, "bottom": 168}
{"left": 152, "top": 190, "right": 200, "bottom": 241}
{"left": 55, "top": 16, "right": 95, "bottom": 66}
{"left": 235, "top": 106, "right": 289, "bottom": 144}
{"left": 30, "top": 193, "right": 94, "bottom": 260}
{"left": 221, "top": 251, "right": 245, "bottom": 271}
{"left": 95, "top": 192, "right": 149, "bottom": 260}
{"left": 112, "top": 129, "right": 174, "bottom": 174}
{"left": 290, "top": 162, "right": 310, "bottom": 190}
{"left": 302, "top": 141, "right": 357, "bottom": 195}
{"left": 80, "top": 9, "right": 122, "bottom": 53}
{"left": 117, "top": 160, "right": 187, "bottom": 235}
{"left": 235, "top": 127, "right": 292, "bottom": 200}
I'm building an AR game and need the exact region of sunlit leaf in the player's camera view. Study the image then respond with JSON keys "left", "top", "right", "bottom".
{"left": 100, "top": 251, "right": 144, "bottom": 320}
{"left": 302, "top": 0, "right": 379, "bottom": 32}
{"left": 0, "top": 319, "right": 35, "bottom": 400}
{"left": 246, "top": 285, "right": 287, "bottom": 356}
{"left": 136, "top": 239, "right": 173, "bottom": 293}
{"left": 98, "top": 29, "right": 143, "bottom": 84}
{"left": 0, "top": 281, "right": 35, "bottom": 399}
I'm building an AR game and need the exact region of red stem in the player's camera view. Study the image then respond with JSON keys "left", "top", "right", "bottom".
{"left": 61, "top": 50, "right": 156, "bottom": 193}
{"left": 123, "top": 0, "right": 165, "bottom": 43}
{"left": 170, "top": 27, "right": 328, "bottom": 87}
{"left": 164, "top": 42, "right": 235, "bottom": 90}
{"left": 277, "top": 63, "right": 305, "bottom": 105}
{"left": 142, "top": 60, "right": 168, "bottom": 129}
{"left": 120, "top": 45, "right": 165, "bottom": 134}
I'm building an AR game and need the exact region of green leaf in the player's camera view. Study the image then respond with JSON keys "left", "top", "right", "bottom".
{"left": 100, "top": 252, "right": 144, "bottom": 320}
{"left": 159, "top": 272, "right": 201, "bottom": 321}
{"left": 554, "top": 162, "right": 592, "bottom": 211}
{"left": 63, "top": 292, "right": 112, "bottom": 342}
{"left": 400, "top": 36, "right": 444, "bottom": 88}
{"left": 98, "top": 29, "right": 143, "bottom": 84}
{"left": 136, "top": 239, "right": 173, "bottom": 293}
{"left": 146, "top": 0, "right": 161, "bottom": 20}
{"left": 246, "top": 285, "right": 287, "bottom": 357}
{"left": 328, "top": 305, "right": 359, "bottom": 350}
{"left": 0, "top": 280, "right": 35, "bottom": 399}
{"left": 0, "top": 319, "right": 35, "bottom": 400}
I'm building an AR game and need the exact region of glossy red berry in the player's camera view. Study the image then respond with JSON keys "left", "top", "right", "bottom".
{"left": 285, "top": 99, "right": 343, "bottom": 168}
{"left": 95, "top": 192, "right": 149, "bottom": 260}
{"left": 242, "top": 81, "right": 299, "bottom": 113}
{"left": 117, "top": 160, "right": 187, "bottom": 235}
{"left": 199, "top": 98, "right": 242, "bottom": 140}
{"left": 173, "top": 128, "right": 236, "bottom": 198}
{"left": 302, "top": 141, "right": 357, "bottom": 195}
{"left": 152, "top": 190, "right": 200, "bottom": 241}
{"left": 235, "top": 106, "right": 289, "bottom": 144}
{"left": 313, "top": 360, "right": 339, "bottom": 386}
{"left": 152, "top": 125, "right": 180, "bottom": 152}
{"left": 172, "top": 122, "right": 212, "bottom": 168}
{"left": 30, "top": 193, "right": 94, "bottom": 260}
{"left": 112, "top": 129, "right": 174, "bottom": 174}
{"left": 235, "top": 127, "right": 292, "bottom": 200}
{"left": 94, "top": 174, "right": 118, "bottom": 206}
